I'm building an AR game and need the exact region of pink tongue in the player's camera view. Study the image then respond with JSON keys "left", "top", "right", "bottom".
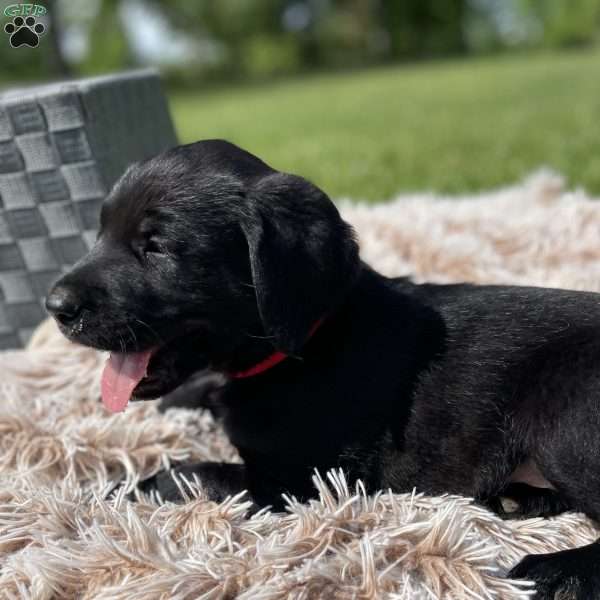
{"left": 101, "top": 350, "right": 155, "bottom": 413}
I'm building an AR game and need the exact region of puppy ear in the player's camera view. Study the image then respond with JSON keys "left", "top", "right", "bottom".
{"left": 241, "top": 173, "right": 360, "bottom": 355}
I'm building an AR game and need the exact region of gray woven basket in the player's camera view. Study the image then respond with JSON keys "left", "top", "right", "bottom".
{"left": 0, "top": 70, "right": 178, "bottom": 348}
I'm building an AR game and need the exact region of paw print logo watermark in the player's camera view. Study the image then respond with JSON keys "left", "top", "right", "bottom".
{"left": 5, "top": 15, "right": 45, "bottom": 47}
{"left": 3, "top": 4, "right": 46, "bottom": 48}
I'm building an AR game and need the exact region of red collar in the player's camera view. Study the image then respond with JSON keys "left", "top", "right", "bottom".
{"left": 230, "top": 318, "right": 324, "bottom": 379}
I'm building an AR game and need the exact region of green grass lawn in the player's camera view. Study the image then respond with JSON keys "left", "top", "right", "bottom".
{"left": 169, "top": 49, "right": 600, "bottom": 202}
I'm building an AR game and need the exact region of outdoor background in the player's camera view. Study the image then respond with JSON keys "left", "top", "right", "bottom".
{"left": 3, "top": 0, "right": 600, "bottom": 201}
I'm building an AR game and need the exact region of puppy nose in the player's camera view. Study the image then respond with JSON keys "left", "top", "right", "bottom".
{"left": 45, "top": 285, "right": 83, "bottom": 325}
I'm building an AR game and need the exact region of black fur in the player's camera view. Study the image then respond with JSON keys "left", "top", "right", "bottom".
{"left": 47, "top": 140, "right": 600, "bottom": 598}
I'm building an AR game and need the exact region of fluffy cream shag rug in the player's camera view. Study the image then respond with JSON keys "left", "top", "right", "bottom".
{"left": 1, "top": 170, "right": 600, "bottom": 600}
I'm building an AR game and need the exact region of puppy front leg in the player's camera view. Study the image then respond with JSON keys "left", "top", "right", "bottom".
{"left": 509, "top": 539, "right": 600, "bottom": 599}
{"left": 138, "top": 462, "right": 249, "bottom": 504}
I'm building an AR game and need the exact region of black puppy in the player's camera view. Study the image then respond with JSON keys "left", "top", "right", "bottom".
{"left": 46, "top": 140, "right": 600, "bottom": 598}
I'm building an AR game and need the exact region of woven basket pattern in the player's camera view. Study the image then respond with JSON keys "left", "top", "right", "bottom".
{"left": 0, "top": 71, "right": 177, "bottom": 348}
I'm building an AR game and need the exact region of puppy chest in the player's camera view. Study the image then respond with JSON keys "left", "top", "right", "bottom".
{"left": 224, "top": 409, "right": 336, "bottom": 460}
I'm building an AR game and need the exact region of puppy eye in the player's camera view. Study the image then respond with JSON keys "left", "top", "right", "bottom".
{"left": 144, "top": 239, "right": 163, "bottom": 255}
{"left": 135, "top": 238, "right": 164, "bottom": 259}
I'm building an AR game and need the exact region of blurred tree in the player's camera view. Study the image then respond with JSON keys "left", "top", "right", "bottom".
{"left": 309, "top": 0, "right": 390, "bottom": 67}
{"left": 2, "top": 0, "right": 600, "bottom": 87}
{"left": 80, "top": 0, "right": 134, "bottom": 74}
{"left": 381, "top": 0, "right": 468, "bottom": 58}
{"left": 145, "top": 0, "right": 290, "bottom": 77}
{"left": 463, "top": 0, "right": 540, "bottom": 53}
{"left": 45, "top": 0, "right": 72, "bottom": 75}
{"left": 519, "top": 0, "right": 600, "bottom": 47}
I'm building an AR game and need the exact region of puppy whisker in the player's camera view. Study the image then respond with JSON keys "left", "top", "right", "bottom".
{"left": 244, "top": 332, "right": 275, "bottom": 340}
{"left": 118, "top": 332, "right": 126, "bottom": 355}
{"left": 134, "top": 318, "right": 164, "bottom": 344}
{"left": 125, "top": 323, "right": 139, "bottom": 351}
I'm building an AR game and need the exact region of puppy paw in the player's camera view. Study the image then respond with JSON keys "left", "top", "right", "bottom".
{"left": 132, "top": 462, "right": 250, "bottom": 504}
{"left": 509, "top": 542, "right": 600, "bottom": 599}
{"left": 135, "top": 470, "right": 187, "bottom": 502}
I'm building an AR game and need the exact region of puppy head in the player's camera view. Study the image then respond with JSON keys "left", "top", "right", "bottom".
{"left": 46, "top": 140, "right": 360, "bottom": 404}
